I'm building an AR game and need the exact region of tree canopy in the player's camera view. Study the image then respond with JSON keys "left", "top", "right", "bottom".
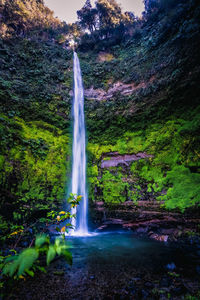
{"left": 0, "top": 0, "right": 62, "bottom": 37}
{"left": 78, "top": 0, "right": 135, "bottom": 32}
{"left": 77, "top": 0, "right": 98, "bottom": 33}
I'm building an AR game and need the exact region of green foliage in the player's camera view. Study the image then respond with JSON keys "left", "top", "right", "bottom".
{"left": 0, "top": 115, "right": 70, "bottom": 221}
{"left": 0, "top": 38, "right": 72, "bottom": 126}
{"left": 87, "top": 165, "right": 100, "bottom": 201}
{"left": 101, "top": 170, "right": 128, "bottom": 204}
{"left": 77, "top": 0, "right": 98, "bottom": 34}
{"left": 0, "top": 216, "right": 9, "bottom": 241}
{"left": 184, "top": 292, "right": 200, "bottom": 300}
{"left": 128, "top": 184, "right": 141, "bottom": 203}
{"left": 96, "top": 0, "right": 124, "bottom": 29}
{"left": 87, "top": 112, "right": 200, "bottom": 210}
{"left": 2, "top": 235, "right": 71, "bottom": 278}
{"left": 77, "top": 0, "right": 136, "bottom": 50}
{"left": 0, "top": 35, "right": 73, "bottom": 224}
{"left": 47, "top": 194, "right": 82, "bottom": 234}
{"left": 168, "top": 272, "right": 180, "bottom": 277}
{"left": 161, "top": 166, "right": 200, "bottom": 210}
{"left": 1, "top": 194, "right": 80, "bottom": 290}
{"left": 47, "top": 238, "right": 72, "bottom": 265}
{"left": 3, "top": 248, "right": 39, "bottom": 277}
{"left": 0, "top": 0, "right": 65, "bottom": 39}
{"left": 46, "top": 245, "right": 56, "bottom": 266}
{"left": 35, "top": 234, "right": 50, "bottom": 248}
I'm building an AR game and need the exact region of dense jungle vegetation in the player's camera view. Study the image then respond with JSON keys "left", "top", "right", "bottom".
{"left": 0, "top": 0, "right": 200, "bottom": 278}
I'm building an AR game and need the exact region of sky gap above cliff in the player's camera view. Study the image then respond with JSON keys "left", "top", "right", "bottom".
{"left": 44, "top": 0, "right": 144, "bottom": 23}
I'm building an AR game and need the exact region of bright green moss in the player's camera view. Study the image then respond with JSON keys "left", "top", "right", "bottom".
{"left": 101, "top": 170, "right": 128, "bottom": 204}
{"left": 128, "top": 184, "right": 141, "bottom": 203}
{"left": 87, "top": 165, "right": 100, "bottom": 201}
{"left": 0, "top": 115, "right": 70, "bottom": 220}
{"left": 87, "top": 112, "right": 200, "bottom": 210}
{"left": 160, "top": 166, "right": 200, "bottom": 211}
{"left": 129, "top": 118, "right": 200, "bottom": 210}
{"left": 87, "top": 143, "right": 115, "bottom": 160}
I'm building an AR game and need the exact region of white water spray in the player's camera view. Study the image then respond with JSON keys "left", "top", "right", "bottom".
{"left": 71, "top": 52, "right": 88, "bottom": 236}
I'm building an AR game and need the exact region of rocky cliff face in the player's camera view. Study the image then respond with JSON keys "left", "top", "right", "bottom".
{"left": 78, "top": 0, "right": 200, "bottom": 225}
{"left": 84, "top": 77, "right": 156, "bottom": 101}
{"left": 91, "top": 199, "right": 200, "bottom": 242}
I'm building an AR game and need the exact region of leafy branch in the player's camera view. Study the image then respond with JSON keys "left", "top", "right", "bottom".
{"left": 0, "top": 194, "right": 82, "bottom": 284}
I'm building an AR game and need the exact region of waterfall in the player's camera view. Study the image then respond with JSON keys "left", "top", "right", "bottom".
{"left": 71, "top": 52, "right": 88, "bottom": 235}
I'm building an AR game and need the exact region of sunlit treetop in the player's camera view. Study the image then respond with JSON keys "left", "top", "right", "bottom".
{"left": 0, "top": 0, "right": 61, "bottom": 38}
{"left": 77, "top": 0, "right": 136, "bottom": 34}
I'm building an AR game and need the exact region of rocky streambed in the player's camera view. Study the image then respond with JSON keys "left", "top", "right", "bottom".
{"left": 91, "top": 199, "right": 200, "bottom": 244}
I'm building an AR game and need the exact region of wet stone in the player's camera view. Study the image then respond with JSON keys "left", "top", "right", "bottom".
{"left": 132, "top": 277, "right": 141, "bottom": 282}
{"left": 141, "top": 289, "right": 149, "bottom": 299}
{"left": 196, "top": 265, "right": 200, "bottom": 275}
{"left": 159, "top": 276, "right": 172, "bottom": 288}
{"left": 172, "top": 284, "right": 187, "bottom": 296}
{"left": 144, "top": 281, "right": 154, "bottom": 288}
{"left": 166, "top": 262, "right": 176, "bottom": 271}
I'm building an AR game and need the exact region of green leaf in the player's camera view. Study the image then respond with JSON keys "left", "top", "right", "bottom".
{"left": 3, "top": 249, "right": 39, "bottom": 277}
{"left": 26, "top": 269, "right": 34, "bottom": 277}
{"left": 46, "top": 246, "right": 56, "bottom": 265}
{"left": 62, "top": 250, "right": 72, "bottom": 266}
{"left": 55, "top": 245, "right": 62, "bottom": 256}
{"left": 9, "top": 249, "right": 17, "bottom": 255}
{"left": 17, "top": 249, "right": 39, "bottom": 276}
{"left": 3, "top": 259, "right": 18, "bottom": 277}
{"left": 4, "top": 255, "right": 18, "bottom": 263}
{"left": 37, "top": 266, "right": 47, "bottom": 273}
{"left": 65, "top": 223, "right": 74, "bottom": 229}
{"left": 54, "top": 238, "right": 61, "bottom": 248}
{"left": 35, "top": 234, "right": 49, "bottom": 248}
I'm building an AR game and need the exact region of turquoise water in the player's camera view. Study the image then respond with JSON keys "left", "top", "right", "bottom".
{"left": 12, "top": 231, "right": 199, "bottom": 299}
{"left": 59, "top": 231, "right": 199, "bottom": 298}
{"left": 68, "top": 231, "right": 193, "bottom": 274}
{"left": 64, "top": 231, "right": 199, "bottom": 298}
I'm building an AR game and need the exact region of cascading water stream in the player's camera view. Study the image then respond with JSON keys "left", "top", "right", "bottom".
{"left": 70, "top": 51, "right": 88, "bottom": 236}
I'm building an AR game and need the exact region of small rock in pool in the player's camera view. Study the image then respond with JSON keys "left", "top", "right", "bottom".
{"left": 172, "top": 284, "right": 187, "bottom": 296}
{"left": 144, "top": 281, "right": 154, "bottom": 288}
{"left": 160, "top": 276, "right": 172, "bottom": 287}
{"left": 196, "top": 265, "right": 200, "bottom": 275}
{"left": 141, "top": 289, "right": 149, "bottom": 299}
{"left": 149, "top": 233, "right": 168, "bottom": 242}
{"left": 132, "top": 277, "right": 141, "bottom": 281}
{"left": 166, "top": 262, "right": 176, "bottom": 271}
{"left": 128, "top": 285, "right": 136, "bottom": 296}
